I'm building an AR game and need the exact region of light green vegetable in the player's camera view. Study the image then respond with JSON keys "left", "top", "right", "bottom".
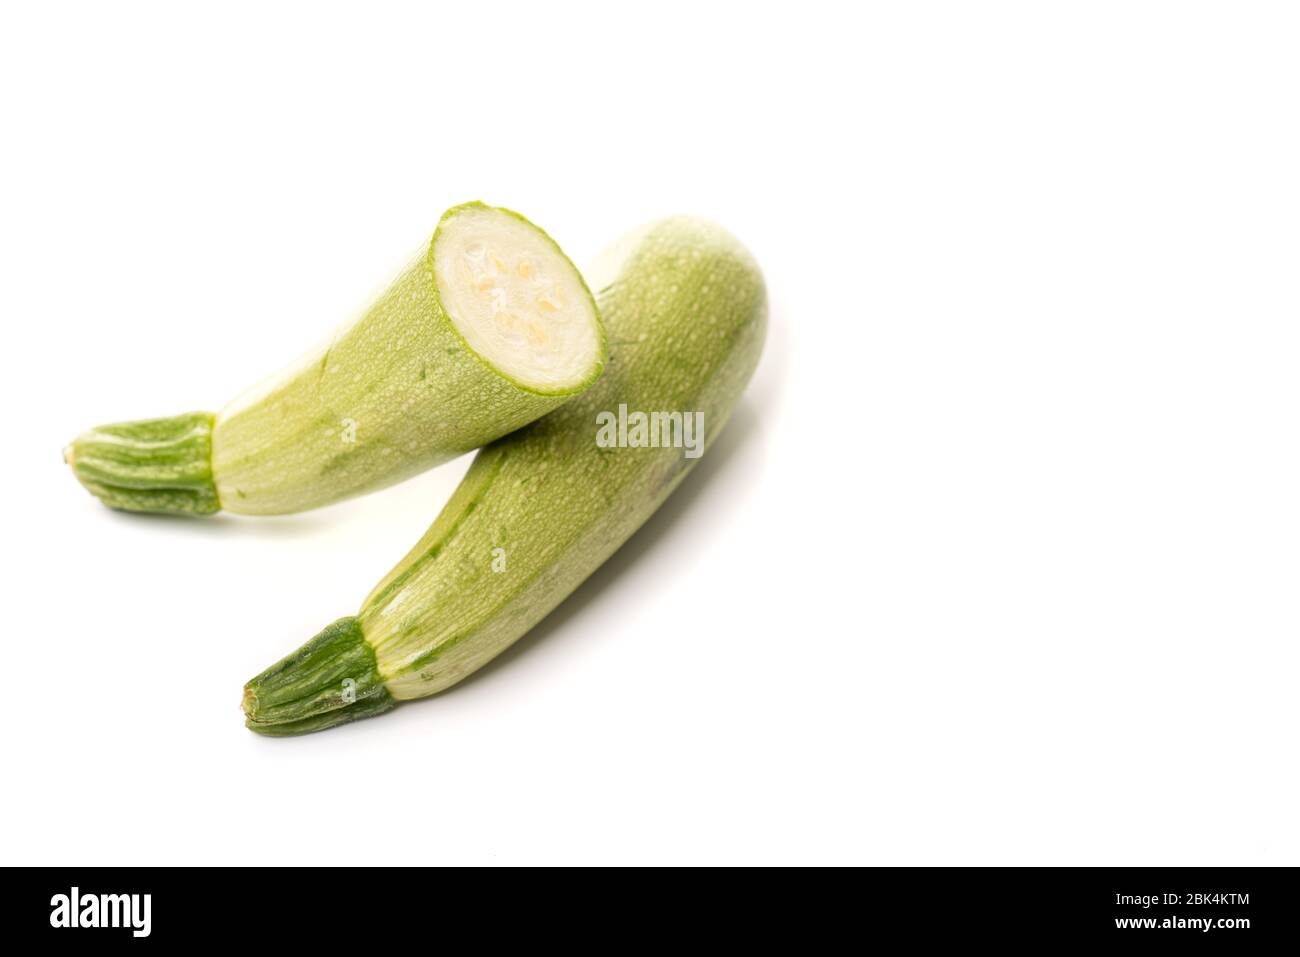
{"left": 243, "top": 216, "right": 767, "bottom": 734}
{"left": 65, "top": 202, "right": 605, "bottom": 516}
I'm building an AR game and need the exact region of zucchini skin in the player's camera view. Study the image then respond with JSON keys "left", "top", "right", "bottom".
{"left": 67, "top": 202, "right": 605, "bottom": 517}
{"left": 244, "top": 217, "right": 766, "bottom": 733}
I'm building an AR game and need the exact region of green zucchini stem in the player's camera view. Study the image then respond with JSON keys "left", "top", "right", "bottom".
{"left": 242, "top": 617, "right": 394, "bottom": 736}
{"left": 65, "top": 412, "right": 220, "bottom": 515}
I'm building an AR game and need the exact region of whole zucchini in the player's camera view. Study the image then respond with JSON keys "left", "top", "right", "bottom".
{"left": 243, "top": 216, "right": 767, "bottom": 734}
{"left": 65, "top": 202, "right": 605, "bottom": 516}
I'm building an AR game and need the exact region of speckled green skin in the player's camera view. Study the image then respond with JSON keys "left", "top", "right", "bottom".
{"left": 67, "top": 202, "right": 604, "bottom": 517}
{"left": 243, "top": 217, "right": 766, "bottom": 734}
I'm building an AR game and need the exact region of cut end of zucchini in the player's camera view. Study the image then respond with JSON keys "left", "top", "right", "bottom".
{"left": 65, "top": 411, "right": 221, "bottom": 515}
{"left": 243, "top": 616, "right": 395, "bottom": 736}
{"left": 433, "top": 203, "right": 604, "bottom": 395}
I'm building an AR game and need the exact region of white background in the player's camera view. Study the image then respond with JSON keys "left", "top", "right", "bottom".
{"left": 1, "top": 2, "right": 1296, "bottom": 865}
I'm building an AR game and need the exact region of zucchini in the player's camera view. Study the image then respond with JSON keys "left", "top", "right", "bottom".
{"left": 65, "top": 202, "right": 605, "bottom": 516}
{"left": 243, "top": 216, "right": 767, "bottom": 734}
